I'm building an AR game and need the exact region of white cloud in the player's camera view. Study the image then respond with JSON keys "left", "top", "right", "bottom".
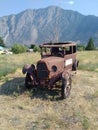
{"left": 68, "top": 1, "right": 75, "bottom": 5}
{"left": 58, "top": 0, "right": 75, "bottom": 6}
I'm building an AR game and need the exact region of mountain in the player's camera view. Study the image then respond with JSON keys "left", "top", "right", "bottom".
{"left": 0, "top": 6, "right": 98, "bottom": 47}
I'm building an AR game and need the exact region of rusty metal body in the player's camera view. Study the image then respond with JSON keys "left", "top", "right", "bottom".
{"left": 22, "top": 42, "right": 79, "bottom": 99}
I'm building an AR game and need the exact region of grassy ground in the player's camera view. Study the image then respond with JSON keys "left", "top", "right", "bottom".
{"left": 77, "top": 51, "right": 98, "bottom": 72}
{"left": 0, "top": 52, "right": 40, "bottom": 78}
{"left": 0, "top": 51, "right": 98, "bottom": 130}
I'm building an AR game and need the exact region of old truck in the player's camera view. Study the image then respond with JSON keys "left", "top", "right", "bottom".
{"left": 22, "top": 42, "right": 79, "bottom": 99}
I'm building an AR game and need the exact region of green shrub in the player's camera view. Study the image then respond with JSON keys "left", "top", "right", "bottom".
{"left": 33, "top": 45, "right": 40, "bottom": 52}
{"left": 11, "top": 43, "right": 27, "bottom": 54}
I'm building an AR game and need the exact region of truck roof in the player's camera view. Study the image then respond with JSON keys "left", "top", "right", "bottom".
{"left": 39, "top": 42, "right": 76, "bottom": 48}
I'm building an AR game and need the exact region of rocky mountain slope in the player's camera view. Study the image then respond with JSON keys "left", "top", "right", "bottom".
{"left": 0, "top": 6, "right": 98, "bottom": 46}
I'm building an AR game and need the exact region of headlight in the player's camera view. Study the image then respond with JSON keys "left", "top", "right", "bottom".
{"left": 51, "top": 65, "right": 57, "bottom": 72}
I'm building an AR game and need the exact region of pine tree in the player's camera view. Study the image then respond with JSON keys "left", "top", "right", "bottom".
{"left": 0, "top": 36, "right": 5, "bottom": 47}
{"left": 85, "top": 38, "right": 95, "bottom": 50}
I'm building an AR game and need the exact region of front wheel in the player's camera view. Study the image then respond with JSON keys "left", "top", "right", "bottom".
{"left": 61, "top": 73, "right": 72, "bottom": 99}
{"left": 25, "top": 73, "right": 32, "bottom": 89}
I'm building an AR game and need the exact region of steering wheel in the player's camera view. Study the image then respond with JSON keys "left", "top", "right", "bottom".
{"left": 58, "top": 52, "right": 63, "bottom": 57}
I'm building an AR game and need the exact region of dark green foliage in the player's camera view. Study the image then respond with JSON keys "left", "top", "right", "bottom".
{"left": 30, "top": 44, "right": 36, "bottom": 49}
{"left": 33, "top": 45, "right": 40, "bottom": 52}
{"left": 0, "top": 36, "right": 5, "bottom": 47}
{"left": 30, "top": 44, "right": 40, "bottom": 52}
{"left": 85, "top": 38, "right": 95, "bottom": 50}
{"left": 11, "top": 43, "right": 27, "bottom": 54}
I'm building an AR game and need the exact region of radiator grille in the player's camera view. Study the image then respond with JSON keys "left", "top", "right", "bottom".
{"left": 37, "top": 62, "right": 49, "bottom": 79}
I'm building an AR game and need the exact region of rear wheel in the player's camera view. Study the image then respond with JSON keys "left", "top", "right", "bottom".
{"left": 61, "top": 73, "right": 72, "bottom": 99}
{"left": 72, "top": 60, "right": 79, "bottom": 71}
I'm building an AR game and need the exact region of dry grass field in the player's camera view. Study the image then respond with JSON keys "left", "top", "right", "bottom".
{"left": 0, "top": 51, "right": 98, "bottom": 130}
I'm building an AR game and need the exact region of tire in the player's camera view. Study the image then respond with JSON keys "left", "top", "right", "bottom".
{"left": 61, "top": 73, "right": 72, "bottom": 99}
{"left": 72, "top": 60, "right": 79, "bottom": 71}
{"left": 25, "top": 73, "right": 32, "bottom": 89}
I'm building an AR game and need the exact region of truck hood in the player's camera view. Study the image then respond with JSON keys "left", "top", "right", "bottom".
{"left": 37, "top": 56, "right": 64, "bottom": 72}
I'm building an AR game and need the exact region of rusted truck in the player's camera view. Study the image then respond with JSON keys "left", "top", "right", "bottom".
{"left": 22, "top": 42, "right": 79, "bottom": 99}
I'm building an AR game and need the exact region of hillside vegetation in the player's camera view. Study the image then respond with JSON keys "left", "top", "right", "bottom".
{"left": 0, "top": 51, "right": 98, "bottom": 130}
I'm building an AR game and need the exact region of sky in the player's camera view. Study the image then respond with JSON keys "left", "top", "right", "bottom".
{"left": 0, "top": 0, "right": 98, "bottom": 17}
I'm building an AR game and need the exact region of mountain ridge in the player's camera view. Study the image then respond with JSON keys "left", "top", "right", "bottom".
{"left": 0, "top": 6, "right": 98, "bottom": 47}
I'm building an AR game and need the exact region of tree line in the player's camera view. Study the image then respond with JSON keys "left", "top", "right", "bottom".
{"left": 0, "top": 36, "right": 40, "bottom": 54}
{"left": 0, "top": 36, "right": 97, "bottom": 54}
{"left": 77, "top": 38, "right": 96, "bottom": 51}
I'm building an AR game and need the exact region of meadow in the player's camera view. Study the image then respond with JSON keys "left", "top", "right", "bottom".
{"left": 0, "top": 51, "right": 98, "bottom": 130}
{"left": 0, "top": 52, "right": 40, "bottom": 78}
